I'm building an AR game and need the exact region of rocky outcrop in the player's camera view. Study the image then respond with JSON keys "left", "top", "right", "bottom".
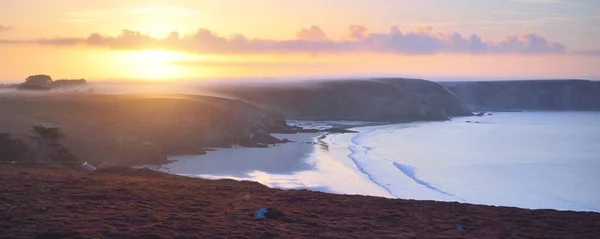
{"left": 441, "top": 80, "right": 600, "bottom": 111}
{"left": 207, "top": 78, "right": 472, "bottom": 122}
{"left": 0, "top": 94, "right": 289, "bottom": 166}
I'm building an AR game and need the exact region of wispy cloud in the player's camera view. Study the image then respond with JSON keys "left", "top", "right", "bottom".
{"left": 171, "top": 60, "right": 326, "bottom": 68}
{"left": 572, "top": 50, "right": 600, "bottom": 56}
{"left": 0, "top": 25, "right": 568, "bottom": 55}
{"left": 0, "top": 25, "right": 10, "bottom": 32}
{"left": 61, "top": 7, "right": 201, "bottom": 22}
{"left": 508, "top": 0, "right": 562, "bottom": 3}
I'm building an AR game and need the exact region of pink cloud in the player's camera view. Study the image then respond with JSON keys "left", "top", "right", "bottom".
{"left": 0, "top": 25, "right": 568, "bottom": 55}
{"left": 296, "top": 25, "right": 328, "bottom": 41}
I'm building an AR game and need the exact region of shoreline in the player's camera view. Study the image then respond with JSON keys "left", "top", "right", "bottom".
{"left": 139, "top": 112, "right": 600, "bottom": 213}
{"left": 152, "top": 133, "right": 326, "bottom": 190}
{"left": 322, "top": 112, "right": 600, "bottom": 212}
{"left": 149, "top": 122, "right": 394, "bottom": 197}
{"left": 138, "top": 119, "right": 448, "bottom": 196}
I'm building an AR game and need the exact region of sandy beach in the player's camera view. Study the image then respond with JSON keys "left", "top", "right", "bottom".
{"left": 154, "top": 132, "right": 393, "bottom": 197}
{"left": 159, "top": 133, "right": 318, "bottom": 178}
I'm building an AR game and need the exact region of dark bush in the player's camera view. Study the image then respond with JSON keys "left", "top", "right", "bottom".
{"left": 0, "top": 133, "right": 32, "bottom": 162}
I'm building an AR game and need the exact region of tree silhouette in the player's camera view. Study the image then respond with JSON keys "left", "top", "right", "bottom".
{"left": 19, "top": 75, "right": 53, "bottom": 90}
{"left": 31, "top": 125, "right": 65, "bottom": 162}
{"left": 24, "top": 75, "right": 53, "bottom": 86}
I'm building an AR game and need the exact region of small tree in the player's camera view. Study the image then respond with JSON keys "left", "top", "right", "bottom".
{"left": 30, "top": 125, "right": 79, "bottom": 165}
{"left": 24, "top": 75, "right": 53, "bottom": 86}
{"left": 31, "top": 125, "right": 65, "bottom": 162}
{"left": 19, "top": 75, "right": 53, "bottom": 90}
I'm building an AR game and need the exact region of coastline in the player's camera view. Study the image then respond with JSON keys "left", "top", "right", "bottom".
{"left": 150, "top": 122, "right": 394, "bottom": 197}
{"left": 153, "top": 133, "right": 330, "bottom": 191}
{"left": 139, "top": 112, "right": 600, "bottom": 213}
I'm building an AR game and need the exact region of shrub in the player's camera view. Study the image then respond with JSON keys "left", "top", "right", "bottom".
{"left": 0, "top": 133, "right": 32, "bottom": 162}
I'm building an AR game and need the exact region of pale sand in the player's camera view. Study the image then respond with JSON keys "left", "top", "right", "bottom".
{"left": 159, "top": 133, "right": 320, "bottom": 179}
{"left": 155, "top": 132, "right": 393, "bottom": 196}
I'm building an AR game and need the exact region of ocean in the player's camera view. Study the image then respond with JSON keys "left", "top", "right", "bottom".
{"left": 162, "top": 111, "right": 600, "bottom": 212}
{"left": 321, "top": 111, "right": 600, "bottom": 212}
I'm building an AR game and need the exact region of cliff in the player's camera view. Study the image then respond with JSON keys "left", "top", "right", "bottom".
{"left": 441, "top": 80, "right": 600, "bottom": 111}
{"left": 207, "top": 78, "right": 473, "bottom": 122}
{"left": 0, "top": 94, "right": 288, "bottom": 166}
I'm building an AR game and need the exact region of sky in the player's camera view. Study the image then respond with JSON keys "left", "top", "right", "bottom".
{"left": 0, "top": 0, "right": 599, "bottom": 82}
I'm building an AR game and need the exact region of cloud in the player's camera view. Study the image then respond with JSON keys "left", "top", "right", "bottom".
{"left": 296, "top": 26, "right": 328, "bottom": 41}
{"left": 61, "top": 7, "right": 201, "bottom": 22}
{"left": 572, "top": 50, "right": 600, "bottom": 56}
{"left": 171, "top": 60, "right": 326, "bottom": 68}
{"left": 508, "top": 0, "right": 562, "bottom": 3}
{"left": 0, "top": 25, "right": 10, "bottom": 32}
{"left": 0, "top": 25, "right": 568, "bottom": 55}
{"left": 348, "top": 25, "right": 369, "bottom": 41}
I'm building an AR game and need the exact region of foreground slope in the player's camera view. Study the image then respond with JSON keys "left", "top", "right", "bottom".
{"left": 0, "top": 93, "right": 288, "bottom": 166}
{"left": 1, "top": 164, "right": 598, "bottom": 239}
{"left": 208, "top": 78, "right": 472, "bottom": 121}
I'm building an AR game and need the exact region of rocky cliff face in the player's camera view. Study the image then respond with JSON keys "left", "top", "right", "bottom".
{"left": 208, "top": 78, "right": 472, "bottom": 122}
{"left": 441, "top": 80, "right": 600, "bottom": 111}
{"left": 0, "top": 94, "right": 288, "bottom": 166}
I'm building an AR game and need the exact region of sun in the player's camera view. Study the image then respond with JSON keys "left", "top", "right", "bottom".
{"left": 120, "top": 50, "right": 189, "bottom": 80}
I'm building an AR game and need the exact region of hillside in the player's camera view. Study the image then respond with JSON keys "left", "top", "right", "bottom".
{"left": 441, "top": 80, "right": 600, "bottom": 111}
{"left": 0, "top": 93, "right": 288, "bottom": 166}
{"left": 207, "top": 78, "right": 473, "bottom": 122}
{"left": 1, "top": 164, "right": 598, "bottom": 239}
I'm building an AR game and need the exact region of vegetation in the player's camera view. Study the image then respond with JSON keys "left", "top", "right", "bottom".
{"left": 30, "top": 125, "right": 79, "bottom": 165}
{"left": 16, "top": 75, "right": 87, "bottom": 91}
{"left": 0, "top": 133, "right": 32, "bottom": 162}
{"left": 0, "top": 125, "right": 79, "bottom": 165}
{"left": 52, "top": 79, "right": 87, "bottom": 88}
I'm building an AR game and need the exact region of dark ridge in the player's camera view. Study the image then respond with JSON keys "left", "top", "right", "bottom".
{"left": 441, "top": 80, "right": 600, "bottom": 111}
{"left": 206, "top": 78, "right": 473, "bottom": 122}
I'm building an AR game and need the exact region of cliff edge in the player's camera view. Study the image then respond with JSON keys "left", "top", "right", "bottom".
{"left": 208, "top": 78, "right": 473, "bottom": 122}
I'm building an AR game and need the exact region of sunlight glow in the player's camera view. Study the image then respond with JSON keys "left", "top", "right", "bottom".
{"left": 119, "top": 50, "right": 192, "bottom": 80}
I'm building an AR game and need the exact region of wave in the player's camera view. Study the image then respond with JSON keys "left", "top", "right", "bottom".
{"left": 347, "top": 144, "right": 399, "bottom": 198}
{"left": 392, "top": 163, "right": 453, "bottom": 197}
{"left": 344, "top": 124, "right": 458, "bottom": 200}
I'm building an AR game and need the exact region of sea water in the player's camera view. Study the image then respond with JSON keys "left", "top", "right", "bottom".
{"left": 162, "top": 112, "right": 600, "bottom": 212}
{"left": 323, "top": 112, "right": 600, "bottom": 212}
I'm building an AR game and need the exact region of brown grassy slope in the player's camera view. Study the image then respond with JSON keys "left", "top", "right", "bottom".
{"left": 0, "top": 164, "right": 598, "bottom": 239}
{"left": 0, "top": 93, "right": 286, "bottom": 166}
